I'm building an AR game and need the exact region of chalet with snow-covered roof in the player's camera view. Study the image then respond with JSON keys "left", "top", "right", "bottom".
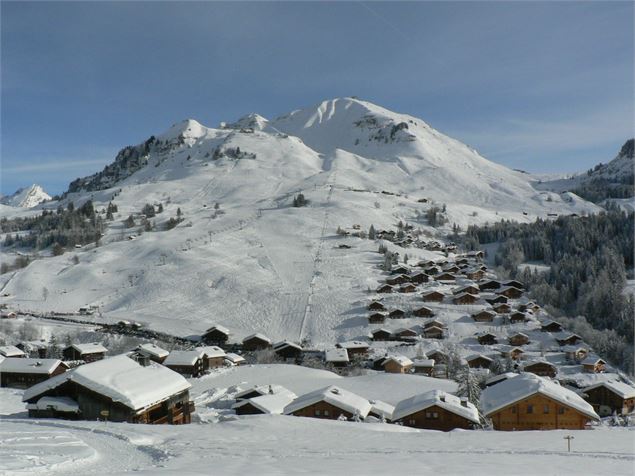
{"left": 412, "top": 306, "right": 434, "bottom": 318}
{"left": 197, "top": 346, "right": 226, "bottom": 369}
{"left": 481, "top": 373, "right": 599, "bottom": 430}
{"left": 17, "top": 341, "right": 48, "bottom": 358}
{"left": 0, "top": 358, "right": 68, "bottom": 389}
{"left": 336, "top": 341, "right": 369, "bottom": 358}
{"left": 324, "top": 348, "right": 350, "bottom": 368}
{"left": 523, "top": 360, "right": 557, "bottom": 378}
{"left": 394, "top": 328, "right": 418, "bottom": 341}
{"left": 465, "top": 269, "right": 485, "bottom": 280}
{"left": 410, "top": 272, "right": 429, "bottom": 284}
{"left": 242, "top": 333, "right": 272, "bottom": 351}
{"left": 426, "top": 349, "right": 448, "bottom": 364}
{"left": 453, "top": 284, "right": 480, "bottom": 296}
{"left": 424, "top": 319, "right": 445, "bottom": 330}
{"left": 540, "top": 320, "right": 563, "bottom": 333}
{"left": 503, "top": 280, "right": 524, "bottom": 290}
{"left": 399, "top": 283, "right": 417, "bottom": 293}
{"left": 472, "top": 309, "right": 495, "bottom": 323}
{"left": 496, "top": 286, "right": 524, "bottom": 299}
{"left": 202, "top": 325, "right": 230, "bottom": 345}
{"left": 273, "top": 341, "right": 303, "bottom": 361}
{"left": 412, "top": 358, "right": 435, "bottom": 376}
{"left": 367, "top": 301, "right": 386, "bottom": 312}
{"left": 424, "top": 266, "right": 441, "bottom": 275}
{"left": 582, "top": 357, "right": 606, "bottom": 374}
{"left": 467, "top": 250, "right": 485, "bottom": 259}
{"left": 383, "top": 355, "right": 413, "bottom": 374}
{"left": 422, "top": 290, "right": 445, "bottom": 302}
{"left": 500, "top": 346, "right": 525, "bottom": 361}
{"left": 376, "top": 284, "right": 394, "bottom": 293}
{"left": 368, "top": 399, "right": 394, "bottom": 421}
{"left": 580, "top": 381, "right": 635, "bottom": 416}
{"left": 62, "top": 343, "right": 107, "bottom": 363}
{"left": 370, "top": 328, "right": 392, "bottom": 341}
{"left": 479, "top": 280, "right": 502, "bottom": 291}
{"left": 485, "top": 295, "right": 508, "bottom": 305}
{"left": 388, "top": 309, "right": 406, "bottom": 319}
{"left": 235, "top": 384, "right": 291, "bottom": 401}
{"left": 391, "top": 266, "right": 410, "bottom": 275}
{"left": 423, "top": 325, "right": 445, "bottom": 339}
{"left": 453, "top": 293, "right": 479, "bottom": 305}
{"left": 0, "top": 345, "right": 26, "bottom": 358}
{"left": 135, "top": 343, "right": 169, "bottom": 363}
{"left": 563, "top": 345, "right": 588, "bottom": 363}
{"left": 485, "top": 372, "right": 518, "bottom": 388}
{"left": 386, "top": 274, "right": 409, "bottom": 286}
{"left": 368, "top": 312, "right": 386, "bottom": 324}
{"left": 233, "top": 388, "right": 297, "bottom": 415}
{"left": 23, "top": 355, "right": 193, "bottom": 424}
{"left": 556, "top": 334, "right": 583, "bottom": 347}
{"left": 284, "top": 386, "right": 371, "bottom": 421}
{"left": 493, "top": 303, "right": 512, "bottom": 314}
{"left": 508, "top": 333, "right": 530, "bottom": 346}
{"left": 477, "top": 332, "right": 498, "bottom": 345}
{"left": 163, "top": 350, "right": 205, "bottom": 377}
{"left": 435, "top": 272, "right": 456, "bottom": 282}
{"left": 442, "top": 265, "right": 460, "bottom": 274}
{"left": 509, "top": 311, "right": 528, "bottom": 324}
{"left": 224, "top": 353, "right": 245, "bottom": 366}
{"left": 466, "top": 354, "right": 493, "bottom": 369}
{"left": 392, "top": 390, "right": 480, "bottom": 431}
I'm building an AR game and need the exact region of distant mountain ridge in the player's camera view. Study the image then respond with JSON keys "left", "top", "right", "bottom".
{"left": 0, "top": 184, "right": 51, "bottom": 208}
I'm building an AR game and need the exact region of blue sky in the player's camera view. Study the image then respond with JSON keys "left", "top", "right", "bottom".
{"left": 2, "top": 1, "right": 633, "bottom": 195}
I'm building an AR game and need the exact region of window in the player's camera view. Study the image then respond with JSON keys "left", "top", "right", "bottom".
{"left": 324, "top": 410, "right": 329, "bottom": 417}
{"left": 543, "top": 405, "right": 549, "bottom": 414}
{"left": 315, "top": 409, "right": 321, "bottom": 416}
{"left": 527, "top": 405, "right": 533, "bottom": 414}
{"left": 558, "top": 407, "right": 565, "bottom": 414}
{"left": 409, "top": 419, "right": 416, "bottom": 425}
{"left": 511, "top": 406, "right": 517, "bottom": 414}
{"left": 425, "top": 412, "right": 439, "bottom": 419}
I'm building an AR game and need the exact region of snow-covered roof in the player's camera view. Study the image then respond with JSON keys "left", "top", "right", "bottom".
{"left": 273, "top": 340, "right": 302, "bottom": 351}
{"left": 243, "top": 333, "right": 272, "bottom": 344}
{"left": 23, "top": 355, "right": 191, "bottom": 412}
{"left": 68, "top": 343, "right": 108, "bottom": 355}
{"left": 196, "top": 346, "right": 226, "bottom": 358}
{"left": 392, "top": 390, "right": 480, "bottom": 424}
{"left": 582, "top": 356, "right": 605, "bottom": 366}
{"left": 466, "top": 354, "right": 493, "bottom": 363}
{"left": 480, "top": 373, "right": 599, "bottom": 420}
{"left": 0, "top": 345, "right": 26, "bottom": 357}
{"left": 413, "top": 359, "right": 435, "bottom": 367}
{"left": 384, "top": 355, "right": 413, "bottom": 367}
{"left": 205, "top": 325, "right": 230, "bottom": 335}
{"left": 0, "top": 358, "right": 64, "bottom": 374}
{"left": 336, "top": 340, "right": 369, "bottom": 350}
{"left": 284, "top": 385, "right": 372, "bottom": 418}
{"left": 235, "top": 384, "right": 292, "bottom": 400}
{"left": 582, "top": 380, "right": 635, "bottom": 399}
{"left": 26, "top": 396, "right": 80, "bottom": 413}
{"left": 136, "top": 343, "right": 169, "bottom": 359}
{"left": 485, "top": 372, "right": 518, "bottom": 387}
{"left": 325, "top": 348, "right": 350, "bottom": 363}
{"left": 368, "top": 399, "right": 394, "bottom": 419}
{"left": 224, "top": 353, "right": 245, "bottom": 364}
{"left": 232, "top": 390, "right": 297, "bottom": 415}
{"left": 163, "top": 350, "right": 204, "bottom": 366}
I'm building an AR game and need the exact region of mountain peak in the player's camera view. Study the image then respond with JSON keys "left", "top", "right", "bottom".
{"left": 0, "top": 184, "right": 51, "bottom": 208}
{"left": 158, "top": 119, "right": 208, "bottom": 141}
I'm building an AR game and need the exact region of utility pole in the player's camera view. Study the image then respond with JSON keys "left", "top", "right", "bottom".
{"left": 564, "top": 435, "right": 574, "bottom": 452}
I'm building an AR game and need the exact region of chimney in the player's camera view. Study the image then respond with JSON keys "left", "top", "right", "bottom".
{"left": 460, "top": 397, "right": 468, "bottom": 407}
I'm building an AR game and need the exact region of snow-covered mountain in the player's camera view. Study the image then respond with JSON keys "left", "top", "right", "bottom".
{"left": 0, "top": 184, "right": 51, "bottom": 208}
{"left": 0, "top": 98, "right": 602, "bottom": 343}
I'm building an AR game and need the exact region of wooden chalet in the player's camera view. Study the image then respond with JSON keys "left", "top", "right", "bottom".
{"left": 0, "top": 345, "right": 26, "bottom": 358}
{"left": 410, "top": 272, "right": 429, "bottom": 284}
{"left": 493, "top": 303, "right": 511, "bottom": 314}
{"left": 434, "top": 272, "right": 456, "bottom": 282}
{"left": 224, "top": 353, "right": 246, "bottom": 366}
{"left": 424, "top": 266, "right": 441, "bottom": 275}
{"left": 503, "top": 280, "right": 524, "bottom": 290}
{"left": 368, "top": 400, "right": 394, "bottom": 421}
{"left": 22, "top": 355, "right": 194, "bottom": 424}
{"left": 202, "top": 325, "right": 230, "bottom": 345}
{"left": 453, "top": 293, "right": 479, "bottom": 305}
{"left": 367, "top": 301, "right": 386, "bottom": 312}
{"left": 581, "top": 381, "right": 635, "bottom": 416}
{"left": 540, "top": 320, "right": 563, "bottom": 333}
{"left": 394, "top": 328, "right": 418, "bottom": 341}
{"left": 556, "top": 334, "right": 582, "bottom": 346}
{"left": 509, "top": 311, "right": 527, "bottom": 324}
{"left": 163, "top": 350, "right": 206, "bottom": 377}
{"left": 391, "top": 266, "right": 410, "bottom": 275}
{"left": 496, "top": 286, "right": 524, "bottom": 299}
{"left": 383, "top": 355, "right": 414, "bottom": 374}
{"left": 422, "top": 290, "right": 444, "bottom": 303}
{"left": 392, "top": 390, "right": 480, "bottom": 431}
{"left": 368, "top": 312, "right": 387, "bottom": 324}
{"left": 582, "top": 357, "right": 606, "bottom": 374}
{"left": 465, "top": 269, "right": 485, "bottom": 280}
{"left": 336, "top": 341, "right": 369, "bottom": 358}
{"left": 442, "top": 265, "right": 460, "bottom": 274}
{"left": 479, "top": 280, "right": 502, "bottom": 291}
{"left": 370, "top": 328, "right": 392, "bottom": 341}
{"left": 412, "top": 358, "right": 435, "bottom": 376}
{"left": 523, "top": 361, "right": 557, "bottom": 378}
{"left": 376, "top": 284, "right": 394, "bottom": 294}
{"left": 242, "top": 333, "right": 272, "bottom": 351}
{"left": 197, "top": 346, "right": 226, "bottom": 369}
{"left": 388, "top": 309, "right": 406, "bottom": 319}
{"left": 17, "top": 341, "right": 48, "bottom": 358}
{"left": 62, "top": 343, "right": 107, "bottom": 363}
{"left": 0, "top": 358, "right": 68, "bottom": 389}
{"left": 500, "top": 346, "right": 525, "bottom": 361}
{"left": 324, "top": 348, "right": 350, "bottom": 368}
{"left": 467, "top": 250, "right": 485, "bottom": 260}
{"left": 481, "top": 373, "right": 599, "bottom": 430}
{"left": 412, "top": 306, "right": 434, "bottom": 318}
{"left": 273, "top": 341, "right": 303, "bottom": 361}
{"left": 233, "top": 388, "right": 297, "bottom": 415}
{"left": 472, "top": 309, "right": 495, "bottom": 323}
{"left": 563, "top": 345, "right": 588, "bottom": 363}
{"left": 135, "top": 343, "right": 169, "bottom": 364}
{"left": 453, "top": 284, "right": 480, "bottom": 296}
{"left": 284, "top": 386, "right": 371, "bottom": 421}
{"left": 485, "top": 295, "right": 508, "bottom": 305}
{"left": 399, "top": 283, "right": 417, "bottom": 293}
{"left": 508, "top": 333, "right": 530, "bottom": 346}
{"left": 386, "top": 274, "right": 409, "bottom": 286}
{"left": 466, "top": 354, "right": 493, "bottom": 369}
{"left": 423, "top": 325, "right": 444, "bottom": 339}
{"left": 477, "top": 332, "right": 498, "bottom": 345}
{"left": 426, "top": 350, "right": 448, "bottom": 364}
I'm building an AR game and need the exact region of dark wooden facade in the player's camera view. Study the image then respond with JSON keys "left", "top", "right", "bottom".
{"left": 582, "top": 384, "right": 635, "bottom": 417}
{"left": 523, "top": 362, "right": 557, "bottom": 378}
{"left": 0, "top": 362, "right": 68, "bottom": 389}
{"left": 242, "top": 336, "right": 272, "bottom": 351}
{"left": 396, "top": 404, "right": 476, "bottom": 431}
{"left": 289, "top": 401, "right": 355, "bottom": 420}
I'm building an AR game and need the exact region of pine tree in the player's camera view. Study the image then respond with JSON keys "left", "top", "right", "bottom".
{"left": 368, "top": 224, "right": 376, "bottom": 240}
{"left": 457, "top": 365, "right": 481, "bottom": 406}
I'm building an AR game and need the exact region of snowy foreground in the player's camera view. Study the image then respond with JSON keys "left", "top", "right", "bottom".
{"left": 1, "top": 365, "right": 634, "bottom": 476}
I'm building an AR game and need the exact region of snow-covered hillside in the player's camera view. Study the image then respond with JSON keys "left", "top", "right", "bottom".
{"left": 0, "top": 98, "right": 603, "bottom": 343}
{"left": 0, "top": 184, "right": 50, "bottom": 208}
